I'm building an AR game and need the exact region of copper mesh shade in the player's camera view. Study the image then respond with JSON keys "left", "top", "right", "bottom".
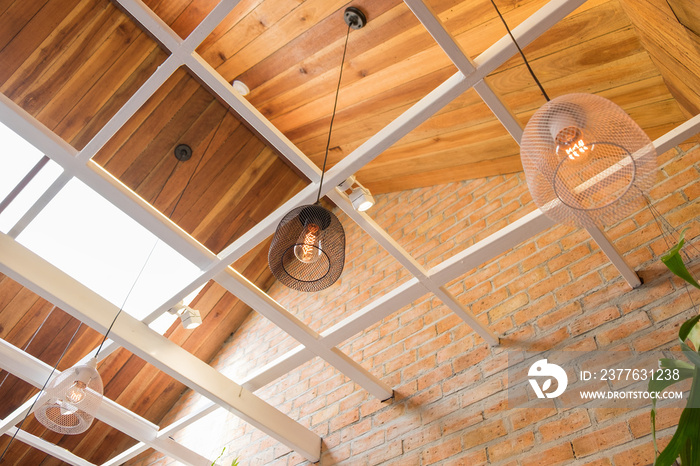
{"left": 34, "top": 358, "right": 103, "bottom": 435}
{"left": 520, "top": 93, "right": 656, "bottom": 227}
{"left": 269, "top": 204, "right": 345, "bottom": 292}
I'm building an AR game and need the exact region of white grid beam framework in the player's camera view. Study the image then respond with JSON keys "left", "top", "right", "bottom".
{"left": 0, "top": 0, "right": 699, "bottom": 464}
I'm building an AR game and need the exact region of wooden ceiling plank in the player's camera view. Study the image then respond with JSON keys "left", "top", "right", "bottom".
{"left": 54, "top": 33, "right": 164, "bottom": 149}
{"left": 0, "top": 233, "right": 322, "bottom": 462}
{"left": 237, "top": 1, "right": 405, "bottom": 101}
{"left": 0, "top": 0, "right": 81, "bottom": 86}
{"left": 185, "top": 129, "right": 264, "bottom": 241}
{"left": 125, "top": 86, "right": 217, "bottom": 194}
{"left": 214, "top": 0, "right": 585, "bottom": 269}
{"left": 210, "top": 0, "right": 347, "bottom": 79}
{"left": 97, "top": 69, "right": 199, "bottom": 177}
{"left": 0, "top": 287, "right": 41, "bottom": 340}
{"left": 2, "top": 0, "right": 119, "bottom": 112}
{"left": 619, "top": 0, "right": 700, "bottom": 116}
{"left": 92, "top": 62, "right": 186, "bottom": 171}
{"left": 290, "top": 68, "right": 456, "bottom": 162}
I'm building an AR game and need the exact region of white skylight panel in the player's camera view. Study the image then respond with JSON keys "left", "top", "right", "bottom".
{"left": 17, "top": 178, "right": 201, "bottom": 321}
{"left": 0, "top": 122, "right": 64, "bottom": 233}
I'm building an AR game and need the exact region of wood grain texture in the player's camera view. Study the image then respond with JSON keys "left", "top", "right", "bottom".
{"left": 619, "top": 0, "right": 700, "bottom": 116}
{"left": 0, "top": 0, "right": 167, "bottom": 150}
{"left": 93, "top": 67, "right": 307, "bottom": 254}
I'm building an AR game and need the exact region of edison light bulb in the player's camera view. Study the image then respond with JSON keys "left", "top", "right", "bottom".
{"left": 554, "top": 126, "right": 591, "bottom": 161}
{"left": 65, "top": 380, "right": 87, "bottom": 404}
{"left": 294, "top": 223, "right": 322, "bottom": 263}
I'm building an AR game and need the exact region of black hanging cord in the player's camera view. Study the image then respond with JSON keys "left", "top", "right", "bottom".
{"left": 0, "top": 321, "right": 83, "bottom": 463}
{"left": 94, "top": 115, "right": 225, "bottom": 358}
{"left": 316, "top": 22, "right": 352, "bottom": 203}
{"left": 489, "top": 0, "right": 550, "bottom": 102}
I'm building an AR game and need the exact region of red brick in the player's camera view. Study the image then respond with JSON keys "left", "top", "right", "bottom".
{"left": 570, "top": 306, "right": 620, "bottom": 336}
{"left": 521, "top": 443, "right": 574, "bottom": 466}
{"left": 487, "top": 430, "right": 535, "bottom": 461}
{"left": 421, "top": 435, "right": 462, "bottom": 464}
{"left": 538, "top": 410, "right": 591, "bottom": 442}
{"left": 462, "top": 419, "right": 507, "bottom": 449}
{"left": 571, "top": 422, "right": 631, "bottom": 457}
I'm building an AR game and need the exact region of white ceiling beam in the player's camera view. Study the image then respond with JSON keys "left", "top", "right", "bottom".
{"left": 7, "top": 172, "right": 71, "bottom": 238}
{"left": 654, "top": 113, "right": 700, "bottom": 154}
{"left": 215, "top": 268, "right": 394, "bottom": 400}
{"left": 0, "top": 338, "right": 211, "bottom": 466}
{"left": 4, "top": 427, "right": 97, "bottom": 466}
{"left": 329, "top": 189, "right": 499, "bottom": 345}
{"left": 0, "top": 399, "right": 33, "bottom": 437}
{"left": 182, "top": 0, "right": 242, "bottom": 52}
{"left": 0, "top": 234, "right": 322, "bottom": 463}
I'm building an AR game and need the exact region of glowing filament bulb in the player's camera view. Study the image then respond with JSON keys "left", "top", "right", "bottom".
{"left": 294, "top": 223, "right": 322, "bottom": 263}
{"left": 555, "top": 126, "right": 591, "bottom": 161}
{"left": 65, "top": 380, "right": 87, "bottom": 404}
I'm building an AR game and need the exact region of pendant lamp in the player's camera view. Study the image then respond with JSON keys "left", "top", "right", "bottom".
{"left": 521, "top": 93, "right": 656, "bottom": 227}
{"left": 32, "top": 143, "right": 203, "bottom": 436}
{"left": 269, "top": 7, "right": 366, "bottom": 292}
{"left": 34, "top": 358, "right": 103, "bottom": 435}
{"left": 486, "top": 0, "right": 656, "bottom": 228}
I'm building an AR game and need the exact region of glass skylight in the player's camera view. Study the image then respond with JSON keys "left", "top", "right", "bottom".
{"left": 0, "top": 122, "right": 63, "bottom": 233}
{"left": 17, "top": 178, "right": 202, "bottom": 321}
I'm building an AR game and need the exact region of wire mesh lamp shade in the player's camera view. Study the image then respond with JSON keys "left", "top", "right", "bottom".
{"left": 269, "top": 204, "right": 345, "bottom": 292}
{"left": 34, "top": 358, "right": 103, "bottom": 435}
{"left": 520, "top": 93, "right": 656, "bottom": 227}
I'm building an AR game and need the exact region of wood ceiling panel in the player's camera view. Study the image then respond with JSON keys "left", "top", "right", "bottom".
{"left": 93, "top": 67, "right": 307, "bottom": 254}
{"left": 0, "top": 0, "right": 167, "bottom": 150}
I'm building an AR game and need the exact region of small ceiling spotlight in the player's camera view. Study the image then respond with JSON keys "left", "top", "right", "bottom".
{"left": 168, "top": 301, "right": 202, "bottom": 329}
{"left": 232, "top": 80, "right": 250, "bottom": 96}
{"left": 337, "top": 176, "right": 375, "bottom": 212}
{"left": 349, "top": 186, "right": 375, "bottom": 212}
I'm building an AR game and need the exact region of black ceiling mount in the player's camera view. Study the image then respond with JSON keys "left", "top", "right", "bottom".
{"left": 344, "top": 7, "right": 366, "bottom": 29}
{"left": 174, "top": 144, "right": 192, "bottom": 161}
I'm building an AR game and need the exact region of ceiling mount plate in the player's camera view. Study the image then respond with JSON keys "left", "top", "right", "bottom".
{"left": 344, "top": 7, "right": 366, "bottom": 29}
{"left": 174, "top": 144, "right": 192, "bottom": 161}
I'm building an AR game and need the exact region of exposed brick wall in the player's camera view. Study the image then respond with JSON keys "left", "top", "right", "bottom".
{"left": 130, "top": 141, "right": 700, "bottom": 466}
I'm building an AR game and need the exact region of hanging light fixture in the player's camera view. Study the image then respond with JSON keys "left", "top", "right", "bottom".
{"left": 487, "top": 0, "right": 656, "bottom": 228}
{"left": 33, "top": 140, "right": 211, "bottom": 435}
{"left": 34, "top": 358, "right": 103, "bottom": 435}
{"left": 269, "top": 7, "right": 366, "bottom": 292}
{"left": 520, "top": 94, "right": 656, "bottom": 227}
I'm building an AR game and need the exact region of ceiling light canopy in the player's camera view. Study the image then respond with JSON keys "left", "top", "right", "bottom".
{"left": 34, "top": 358, "right": 103, "bottom": 435}
{"left": 520, "top": 93, "right": 656, "bottom": 227}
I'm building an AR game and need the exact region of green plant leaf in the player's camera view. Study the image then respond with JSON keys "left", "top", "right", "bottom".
{"left": 661, "top": 228, "right": 700, "bottom": 290}
{"left": 659, "top": 358, "right": 695, "bottom": 371}
{"left": 653, "top": 366, "right": 700, "bottom": 466}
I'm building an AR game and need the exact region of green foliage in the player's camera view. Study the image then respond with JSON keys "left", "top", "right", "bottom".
{"left": 211, "top": 447, "right": 239, "bottom": 466}
{"left": 649, "top": 231, "right": 700, "bottom": 466}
